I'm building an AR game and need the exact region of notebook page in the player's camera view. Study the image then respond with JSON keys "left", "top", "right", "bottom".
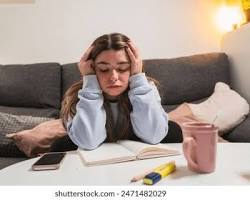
{"left": 118, "top": 140, "right": 180, "bottom": 159}
{"left": 117, "top": 140, "right": 153, "bottom": 154}
{"left": 78, "top": 143, "right": 136, "bottom": 166}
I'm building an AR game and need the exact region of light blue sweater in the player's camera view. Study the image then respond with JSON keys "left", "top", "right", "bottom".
{"left": 67, "top": 73, "right": 169, "bottom": 150}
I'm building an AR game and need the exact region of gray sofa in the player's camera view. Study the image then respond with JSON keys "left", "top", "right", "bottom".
{"left": 1, "top": 52, "right": 249, "bottom": 170}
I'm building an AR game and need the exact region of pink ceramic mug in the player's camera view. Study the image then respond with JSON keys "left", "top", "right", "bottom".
{"left": 182, "top": 122, "right": 218, "bottom": 173}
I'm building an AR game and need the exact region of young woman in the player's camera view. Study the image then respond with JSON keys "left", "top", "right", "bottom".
{"left": 52, "top": 33, "right": 182, "bottom": 151}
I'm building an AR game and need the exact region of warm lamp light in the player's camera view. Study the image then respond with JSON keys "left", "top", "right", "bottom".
{"left": 216, "top": 5, "right": 245, "bottom": 33}
{"left": 242, "top": 0, "right": 250, "bottom": 22}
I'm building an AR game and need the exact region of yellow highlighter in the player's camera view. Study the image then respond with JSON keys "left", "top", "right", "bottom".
{"left": 143, "top": 161, "right": 176, "bottom": 185}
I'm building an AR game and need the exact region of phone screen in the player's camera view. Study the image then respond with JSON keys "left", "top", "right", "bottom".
{"left": 32, "top": 152, "right": 66, "bottom": 170}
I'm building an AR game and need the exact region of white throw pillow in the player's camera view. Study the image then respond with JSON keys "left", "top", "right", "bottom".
{"left": 188, "top": 82, "right": 249, "bottom": 135}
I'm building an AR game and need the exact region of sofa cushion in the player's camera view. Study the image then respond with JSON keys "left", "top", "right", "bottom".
{"left": 143, "top": 53, "right": 230, "bottom": 105}
{"left": 188, "top": 82, "right": 249, "bottom": 134}
{"left": 62, "top": 63, "right": 81, "bottom": 97}
{"left": 0, "top": 106, "right": 59, "bottom": 118}
{"left": 223, "top": 117, "right": 250, "bottom": 142}
{"left": 7, "top": 119, "right": 66, "bottom": 158}
{"left": 163, "top": 98, "right": 207, "bottom": 113}
{"left": 0, "top": 63, "right": 61, "bottom": 109}
{"left": 0, "top": 112, "right": 52, "bottom": 157}
{"left": 0, "top": 157, "right": 27, "bottom": 170}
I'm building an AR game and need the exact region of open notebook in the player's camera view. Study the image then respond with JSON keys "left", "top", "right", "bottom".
{"left": 78, "top": 140, "right": 180, "bottom": 166}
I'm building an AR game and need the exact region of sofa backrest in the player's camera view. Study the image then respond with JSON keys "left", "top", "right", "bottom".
{"left": 0, "top": 63, "right": 61, "bottom": 109}
{"left": 143, "top": 53, "right": 231, "bottom": 105}
{"left": 61, "top": 63, "right": 81, "bottom": 98}
{"left": 0, "top": 52, "right": 230, "bottom": 115}
{"left": 61, "top": 53, "right": 231, "bottom": 106}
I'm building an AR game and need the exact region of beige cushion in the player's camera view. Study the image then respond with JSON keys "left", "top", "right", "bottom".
{"left": 168, "top": 103, "right": 201, "bottom": 127}
{"left": 168, "top": 103, "right": 228, "bottom": 142}
{"left": 0, "top": 112, "right": 52, "bottom": 157}
{"left": 188, "top": 82, "right": 249, "bottom": 135}
{"left": 6, "top": 119, "right": 66, "bottom": 157}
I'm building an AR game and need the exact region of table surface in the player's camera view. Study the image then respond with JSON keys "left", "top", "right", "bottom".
{"left": 0, "top": 143, "right": 250, "bottom": 185}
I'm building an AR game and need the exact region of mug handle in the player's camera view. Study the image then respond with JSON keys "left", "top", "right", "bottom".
{"left": 183, "top": 137, "right": 199, "bottom": 171}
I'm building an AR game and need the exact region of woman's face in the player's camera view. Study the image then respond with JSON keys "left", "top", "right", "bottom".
{"left": 94, "top": 49, "right": 131, "bottom": 100}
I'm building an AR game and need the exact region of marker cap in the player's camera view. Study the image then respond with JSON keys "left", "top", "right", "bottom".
{"left": 143, "top": 172, "right": 161, "bottom": 185}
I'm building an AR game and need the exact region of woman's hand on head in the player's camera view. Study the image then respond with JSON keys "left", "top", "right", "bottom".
{"left": 78, "top": 46, "right": 95, "bottom": 76}
{"left": 126, "top": 41, "right": 143, "bottom": 75}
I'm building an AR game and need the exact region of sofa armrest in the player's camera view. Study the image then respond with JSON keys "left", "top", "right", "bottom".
{"left": 223, "top": 116, "right": 250, "bottom": 142}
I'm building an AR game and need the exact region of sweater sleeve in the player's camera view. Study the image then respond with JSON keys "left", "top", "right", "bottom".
{"left": 128, "top": 73, "right": 169, "bottom": 144}
{"left": 67, "top": 75, "right": 107, "bottom": 150}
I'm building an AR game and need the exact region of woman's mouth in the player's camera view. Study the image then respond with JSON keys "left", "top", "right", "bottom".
{"left": 107, "top": 85, "right": 121, "bottom": 88}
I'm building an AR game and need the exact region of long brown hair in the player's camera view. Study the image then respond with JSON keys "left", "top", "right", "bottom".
{"left": 61, "top": 33, "right": 157, "bottom": 142}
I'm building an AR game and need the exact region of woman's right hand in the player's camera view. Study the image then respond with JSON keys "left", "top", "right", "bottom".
{"left": 78, "top": 46, "right": 95, "bottom": 76}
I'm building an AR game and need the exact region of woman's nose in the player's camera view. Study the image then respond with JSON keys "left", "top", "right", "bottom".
{"left": 110, "top": 70, "right": 118, "bottom": 82}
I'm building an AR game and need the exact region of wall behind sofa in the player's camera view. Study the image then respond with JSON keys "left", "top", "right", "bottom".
{"left": 0, "top": 0, "right": 221, "bottom": 64}
{"left": 221, "top": 23, "right": 250, "bottom": 103}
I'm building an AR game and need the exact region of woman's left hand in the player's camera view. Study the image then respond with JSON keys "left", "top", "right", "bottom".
{"left": 126, "top": 41, "right": 143, "bottom": 75}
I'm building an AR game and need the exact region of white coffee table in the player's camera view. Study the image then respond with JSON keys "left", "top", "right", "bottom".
{"left": 0, "top": 143, "right": 249, "bottom": 185}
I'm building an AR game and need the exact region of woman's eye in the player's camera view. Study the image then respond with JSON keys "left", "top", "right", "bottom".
{"left": 118, "top": 68, "right": 129, "bottom": 72}
{"left": 99, "top": 69, "right": 109, "bottom": 72}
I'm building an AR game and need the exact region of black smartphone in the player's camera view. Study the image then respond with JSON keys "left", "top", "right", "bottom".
{"left": 32, "top": 152, "right": 66, "bottom": 171}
